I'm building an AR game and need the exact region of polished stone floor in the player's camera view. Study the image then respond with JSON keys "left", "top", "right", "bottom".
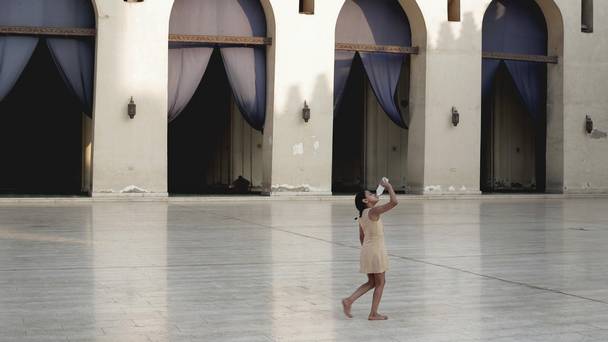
{"left": 1, "top": 198, "right": 608, "bottom": 341}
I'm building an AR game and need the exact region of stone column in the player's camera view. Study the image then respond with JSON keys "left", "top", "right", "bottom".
{"left": 91, "top": 0, "right": 172, "bottom": 197}
{"left": 261, "top": 0, "right": 343, "bottom": 195}
{"left": 406, "top": 0, "right": 486, "bottom": 195}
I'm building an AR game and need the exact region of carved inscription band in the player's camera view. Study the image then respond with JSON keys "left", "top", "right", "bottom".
{"left": 0, "top": 26, "right": 272, "bottom": 46}
{"left": 483, "top": 51, "right": 558, "bottom": 64}
{"left": 335, "top": 42, "right": 419, "bottom": 55}
{"left": 1, "top": 26, "right": 557, "bottom": 64}
{"left": 0, "top": 25, "right": 95, "bottom": 37}
{"left": 168, "top": 34, "right": 271, "bottom": 45}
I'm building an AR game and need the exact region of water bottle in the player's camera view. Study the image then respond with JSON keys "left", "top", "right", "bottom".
{"left": 376, "top": 177, "right": 389, "bottom": 197}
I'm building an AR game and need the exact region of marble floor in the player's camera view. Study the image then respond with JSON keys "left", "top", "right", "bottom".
{"left": 1, "top": 198, "right": 608, "bottom": 341}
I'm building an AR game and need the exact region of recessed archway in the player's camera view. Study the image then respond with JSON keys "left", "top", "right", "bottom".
{"left": 480, "top": 0, "right": 564, "bottom": 193}
{"left": 332, "top": 0, "right": 427, "bottom": 193}
{"left": 167, "top": 0, "right": 274, "bottom": 195}
{"left": 0, "top": 0, "right": 96, "bottom": 195}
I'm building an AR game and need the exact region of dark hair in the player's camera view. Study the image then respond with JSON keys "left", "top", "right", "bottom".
{"left": 355, "top": 191, "right": 368, "bottom": 218}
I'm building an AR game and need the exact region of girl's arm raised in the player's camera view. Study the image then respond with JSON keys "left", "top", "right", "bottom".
{"left": 359, "top": 223, "right": 365, "bottom": 245}
{"left": 369, "top": 180, "right": 398, "bottom": 221}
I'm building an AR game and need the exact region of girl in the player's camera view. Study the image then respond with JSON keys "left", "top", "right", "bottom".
{"left": 342, "top": 178, "right": 398, "bottom": 320}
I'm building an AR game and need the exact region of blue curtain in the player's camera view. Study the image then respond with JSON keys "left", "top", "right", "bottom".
{"left": 0, "top": 37, "right": 39, "bottom": 102}
{"left": 169, "top": 0, "right": 267, "bottom": 131}
{"left": 334, "top": 0, "right": 411, "bottom": 129}
{"left": 220, "top": 47, "right": 266, "bottom": 131}
{"left": 503, "top": 60, "right": 546, "bottom": 124}
{"left": 0, "top": 0, "right": 95, "bottom": 115}
{"left": 47, "top": 39, "right": 95, "bottom": 116}
{"left": 482, "top": 0, "right": 547, "bottom": 123}
{"left": 168, "top": 48, "right": 214, "bottom": 122}
{"left": 333, "top": 50, "right": 356, "bottom": 110}
{"left": 46, "top": 0, "right": 95, "bottom": 116}
{"left": 0, "top": 0, "right": 43, "bottom": 102}
{"left": 359, "top": 52, "right": 406, "bottom": 128}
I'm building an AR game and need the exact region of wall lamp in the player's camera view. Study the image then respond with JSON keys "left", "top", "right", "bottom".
{"left": 451, "top": 107, "right": 460, "bottom": 127}
{"left": 128, "top": 97, "right": 136, "bottom": 119}
{"left": 302, "top": 101, "right": 311, "bottom": 123}
{"left": 585, "top": 115, "right": 593, "bottom": 134}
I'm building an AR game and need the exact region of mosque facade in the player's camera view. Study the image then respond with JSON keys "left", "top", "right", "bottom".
{"left": 0, "top": 0, "right": 606, "bottom": 197}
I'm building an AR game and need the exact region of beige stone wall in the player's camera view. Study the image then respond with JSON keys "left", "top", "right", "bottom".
{"left": 91, "top": 0, "right": 173, "bottom": 196}
{"left": 260, "top": 0, "right": 341, "bottom": 195}
{"left": 408, "top": 0, "right": 487, "bottom": 194}
{"left": 555, "top": 0, "right": 608, "bottom": 193}
{"left": 87, "top": 0, "right": 608, "bottom": 197}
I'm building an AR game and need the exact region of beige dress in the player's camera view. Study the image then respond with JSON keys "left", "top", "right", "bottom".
{"left": 359, "top": 208, "right": 389, "bottom": 274}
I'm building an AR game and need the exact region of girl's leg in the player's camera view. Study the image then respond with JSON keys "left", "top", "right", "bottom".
{"left": 342, "top": 274, "right": 375, "bottom": 318}
{"left": 369, "top": 273, "right": 387, "bottom": 320}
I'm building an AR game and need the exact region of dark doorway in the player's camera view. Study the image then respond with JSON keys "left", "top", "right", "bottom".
{"left": 0, "top": 42, "right": 84, "bottom": 195}
{"left": 332, "top": 54, "right": 366, "bottom": 194}
{"left": 481, "top": 63, "right": 546, "bottom": 193}
{"left": 168, "top": 49, "right": 233, "bottom": 194}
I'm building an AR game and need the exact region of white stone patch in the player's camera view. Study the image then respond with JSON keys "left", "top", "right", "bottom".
{"left": 292, "top": 143, "right": 304, "bottom": 155}
{"left": 121, "top": 185, "right": 148, "bottom": 193}
{"left": 448, "top": 186, "right": 456, "bottom": 192}
{"left": 460, "top": 186, "right": 467, "bottom": 192}
{"left": 270, "top": 184, "right": 331, "bottom": 195}
{"left": 424, "top": 185, "right": 442, "bottom": 193}
{"left": 272, "top": 184, "right": 311, "bottom": 192}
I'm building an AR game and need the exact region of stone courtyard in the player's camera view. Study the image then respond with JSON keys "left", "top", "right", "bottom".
{"left": 1, "top": 197, "right": 608, "bottom": 341}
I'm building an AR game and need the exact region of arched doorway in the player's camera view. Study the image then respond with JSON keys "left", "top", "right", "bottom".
{"left": 481, "top": 0, "right": 561, "bottom": 193}
{"left": 332, "top": 0, "right": 416, "bottom": 194}
{"left": 0, "top": 1, "right": 95, "bottom": 195}
{"left": 168, "top": 0, "right": 269, "bottom": 195}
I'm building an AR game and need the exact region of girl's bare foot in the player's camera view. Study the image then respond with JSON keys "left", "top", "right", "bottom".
{"left": 342, "top": 299, "right": 353, "bottom": 318}
{"left": 368, "top": 313, "right": 388, "bottom": 320}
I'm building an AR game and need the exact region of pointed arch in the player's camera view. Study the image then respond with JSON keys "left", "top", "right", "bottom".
{"left": 167, "top": 0, "right": 275, "bottom": 131}
{"left": 480, "top": 0, "right": 564, "bottom": 193}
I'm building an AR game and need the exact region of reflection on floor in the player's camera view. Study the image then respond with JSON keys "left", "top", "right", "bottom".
{"left": 1, "top": 198, "right": 608, "bottom": 341}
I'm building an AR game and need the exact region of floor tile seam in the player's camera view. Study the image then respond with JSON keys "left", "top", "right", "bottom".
{"left": 194, "top": 210, "right": 364, "bottom": 251}
{"left": 221, "top": 215, "right": 608, "bottom": 307}
{"left": 585, "top": 323, "right": 608, "bottom": 330}
{"left": 389, "top": 254, "right": 608, "bottom": 306}
{"left": 0, "top": 260, "right": 361, "bottom": 273}
{"left": 418, "top": 249, "right": 608, "bottom": 259}
{"left": 269, "top": 222, "right": 568, "bottom": 228}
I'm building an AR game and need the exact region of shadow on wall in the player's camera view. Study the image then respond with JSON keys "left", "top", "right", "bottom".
{"left": 273, "top": 74, "right": 331, "bottom": 193}
{"left": 312, "top": 74, "right": 332, "bottom": 125}
{"left": 435, "top": 12, "right": 480, "bottom": 51}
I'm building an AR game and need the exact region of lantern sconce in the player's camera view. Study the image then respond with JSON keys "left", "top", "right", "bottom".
{"left": 128, "top": 97, "right": 136, "bottom": 119}
{"left": 585, "top": 115, "right": 593, "bottom": 134}
{"left": 451, "top": 107, "right": 460, "bottom": 127}
{"left": 302, "top": 101, "right": 311, "bottom": 123}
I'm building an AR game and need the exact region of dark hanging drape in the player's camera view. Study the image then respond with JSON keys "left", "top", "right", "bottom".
{"left": 359, "top": 52, "right": 406, "bottom": 128}
{"left": 168, "top": 48, "right": 214, "bottom": 122}
{"left": 0, "top": 0, "right": 95, "bottom": 115}
{"left": 168, "top": 0, "right": 267, "bottom": 131}
{"left": 0, "top": 37, "right": 39, "bottom": 102}
{"left": 482, "top": 0, "right": 547, "bottom": 123}
{"left": 220, "top": 47, "right": 266, "bottom": 130}
{"left": 334, "top": 0, "right": 410, "bottom": 129}
{"left": 47, "top": 40, "right": 95, "bottom": 115}
{"left": 46, "top": 0, "right": 96, "bottom": 115}
{"left": 0, "top": 1, "right": 43, "bottom": 102}
{"left": 333, "top": 50, "right": 356, "bottom": 111}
